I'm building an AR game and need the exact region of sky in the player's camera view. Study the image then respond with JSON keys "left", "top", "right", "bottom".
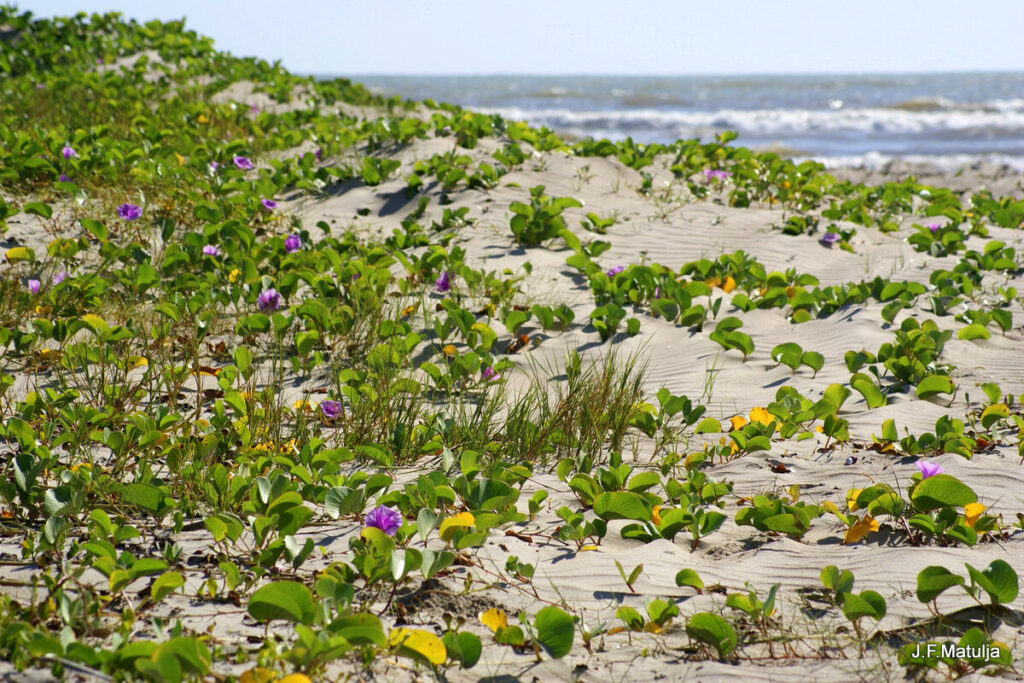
{"left": 25, "top": 1, "right": 1024, "bottom": 76}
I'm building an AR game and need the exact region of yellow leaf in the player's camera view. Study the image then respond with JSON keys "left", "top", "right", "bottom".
{"left": 174, "top": 152, "right": 186, "bottom": 165}
{"left": 821, "top": 500, "right": 839, "bottom": 515}
{"left": 651, "top": 505, "right": 662, "bottom": 526}
{"left": 388, "top": 627, "right": 446, "bottom": 666}
{"left": 228, "top": 268, "right": 241, "bottom": 283}
{"left": 579, "top": 544, "right": 599, "bottom": 552}
{"left": 35, "top": 305, "right": 52, "bottom": 316}
{"left": 785, "top": 285, "right": 796, "bottom": 298}
{"left": 704, "top": 276, "right": 721, "bottom": 288}
{"left": 5, "top": 246, "right": 35, "bottom": 263}
{"left": 729, "top": 415, "right": 748, "bottom": 431}
{"left": 239, "top": 668, "right": 275, "bottom": 683}
{"left": 38, "top": 348, "right": 61, "bottom": 361}
{"left": 279, "top": 675, "right": 312, "bottom": 683}
{"left": 720, "top": 276, "right": 736, "bottom": 293}
{"left": 479, "top": 607, "right": 507, "bottom": 633}
{"left": 643, "top": 621, "right": 664, "bottom": 634}
{"left": 843, "top": 515, "right": 879, "bottom": 544}
{"left": 197, "top": 114, "right": 209, "bottom": 124}
{"left": 815, "top": 424, "right": 824, "bottom": 433}
{"left": 401, "top": 304, "right": 417, "bottom": 318}
{"left": 80, "top": 313, "right": 108, "bottom": 334}
{"left": 128, "top": 356, "right": 148, "bottom": 368}
{"left": 847, "top": 488, "right": 863, "bottom": 511}
{"left": 439, "top": 512, "right": 475, "bottom": 542}
{"left": 442, "top": 344, "right": 457, "bottom": 356}
{"left": 964, "top": 502, "right": 986, "bottom": 528}
{"left": 748, "top": 406, "right": 774, "bottom": 427}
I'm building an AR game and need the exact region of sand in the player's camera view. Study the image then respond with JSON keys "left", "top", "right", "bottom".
{"left": 2, "top": 84, "right": 1023, "bottom": 682}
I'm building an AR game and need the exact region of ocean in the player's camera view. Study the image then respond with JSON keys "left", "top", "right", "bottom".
{"left": 335, "top": 73, "right": 1024, "bottom": 171}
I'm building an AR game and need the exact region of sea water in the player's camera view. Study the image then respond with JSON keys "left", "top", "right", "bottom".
{"left": 331, "top": 73, "right": 1024, "bottom": 171}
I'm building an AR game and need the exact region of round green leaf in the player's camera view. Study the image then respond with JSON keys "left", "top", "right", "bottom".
{"left": 247, "top": 581, "right": 316, "bottom": 624}
{"left": 910, "top": 474, "right": 977, "bottom": 512}
{"left": 533, "top": 606, "right": 574, "bottom": 659}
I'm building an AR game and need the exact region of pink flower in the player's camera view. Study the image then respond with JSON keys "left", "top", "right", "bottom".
{"left": 202, "top": 245, "right": 221, "bottom": 257}
{"left": 62, "top": 146, "right": 77, "bottom": 159}
{"left": 820, "top": 232, "right": 840, "bottom": 246}
{"left": 481, "top": 366, "right": 498, "bottom": 381}
{"left": 284, "top": 234, "right": 301, "bottom": 253}
{"left": 320, "top": 400, "right": 342, "bottom": 419}
{"left": 209, "top": 161, "right": 220, "bottom": 173}
{"left": 52, "top": 272, "right": 67, "bottom": 285}
{"left": 924, "top": 222, "right": 941, "bottom": 233}
{"left": 365, "top": 505, "right": 402, "bottom": 536}
{"left": 703, "top": 169, "right": 731, "bottom": 181}
{"left": 434, "top": 271, "right": 452, "bottom": 293}
{"left": 916, "top": 460, "right": 944, "bottom": 479}
{"left": 261, "top": 198, "right": 277, "bottom": 211}
{"left": 27, "top": 279, "right": 40, "bottom": 294}
{"left": 233, "top": 155, "right": 254, "bottom": 170}
{"left": 257, "top": 288, "right": 280, "bottom": 311}
{"left": 606, "top": 265, "right": 625, "bottom": 278}
{"left": 58, "top": 174, "right": 71, "bottom": 183}
{"left": 117, "top": 203, "right": 142, "bottom": 221}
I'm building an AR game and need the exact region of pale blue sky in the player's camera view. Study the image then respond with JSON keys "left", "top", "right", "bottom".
{"left": 26, "top": 1, "right": 1024, "bottom": 75}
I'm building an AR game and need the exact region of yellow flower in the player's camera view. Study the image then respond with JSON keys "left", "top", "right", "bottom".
{"left": 847, "top": 488, "right": 863, "bottom": 511}
{"left": 729, "top": 415, "right": 748, "bottom": 431}
{"left": 651, "top": 505, "right": 662, "bottom": 526}
{"left": 720, "top": 276, "right": 736, "bottom": 293}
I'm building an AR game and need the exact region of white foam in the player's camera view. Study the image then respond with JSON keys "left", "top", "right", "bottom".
{"left": 483, "top": 105, "right": 1024, "bottom": 136}
{"left": 802, "top": 152, "right": 1024, "bottom": 173}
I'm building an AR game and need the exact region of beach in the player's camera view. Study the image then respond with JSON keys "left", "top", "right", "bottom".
{"left": 1, "top": 10, "right": 1024, "bottom": 682}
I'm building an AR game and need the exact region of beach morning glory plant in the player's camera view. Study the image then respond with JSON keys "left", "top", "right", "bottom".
{"left": 320, "top": 400, "right": 342, "bottom": 420}
{"left": 257, "top": 288, "right": 280, "bottom": 312}
{"left": 62, "top": 146, "right": 76, "bottom": 159}
{"left": 284, "top": 234, "right": 301, "bottom": 253}
{"left": 820, "top": 231, "right": 840, "bottom": 246}
{"left": 233, "top": 155, "right": 254, "bottom": 170}
{"left": 434, "top": 271, "right": 452, "bottom": 293}
{"left": 202, "top": 245, "right": 221, "bottom": 257}
{"left": 365, "top": 505, "right": 402, "bottom": 536}
{"left": 27, "top": 279, "right": 40, "bottom": 294}
{"left": 261, "top": 198, "right": 277, "bottom": 211}
{"left": 917, "top": 461, "right": 944, "bottom": 479}
{"left": 117, "top": 203, "right": 142, "bottom": 221}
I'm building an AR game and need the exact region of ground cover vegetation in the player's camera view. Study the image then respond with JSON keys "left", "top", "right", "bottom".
{"left": 1, "top": 8, "right": 1023, "bottom": 681}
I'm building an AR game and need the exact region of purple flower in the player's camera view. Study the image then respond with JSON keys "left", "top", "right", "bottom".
{"left": 62, "top": 146, "right": 77, "bottom": 159}
{"left": 209, "top": 161, "right": 220, "bottom": 173}
{"left": 249, "top": 103, "right": 260, "bottom": 114}
{"left": 924, "top": 222, "right": 941, "bottom": 233}
{"left": 27, "top": 279, "right": 40, "bottom": 294}
{"left": 481, "top": 366, "right": 498, "bottom": 382}
{"left": 314, "top": 147, "right": 323, "bottom": 161}
{"left": 364, "top": 505, "right": 402, "bottom": 536}
{"left": 58, "top": 174, "right": 71, "bottom": 183}
{"left": 820, "top": 232, "right": 840, "bottom": 246}
{"left": 117, "top": 203, "right": 142, "bottom": 221}
{"left": 916, "top": 460, "right": 945, "bottom": 479}
{"left": 261, "top": 198, "right": 277, "bottom": 211}
{"left": 202, "top": 245, "right": 221, "bottom": 257}
{"left": 52, "top": 272, "right": 67, "bottom": 285}
{"left": 434, "top": 271, "right": 452, "bottom": 293}
{"left": 284, "top": 234, "right": 301, "bottom": 253}
{"left": 703, "top": 169, "right": 731, "bottom": 181}
{"left": 320, "top": 400, "right": 342, "bottom": 420}
{"left": 233, "top": 155, "right": 254, "bottom": 170}
{"left": 606, "top": 265, "right": 625, "bottom": 278}
{"left": 256, "top": 288, "right": 280, "bottom": 312}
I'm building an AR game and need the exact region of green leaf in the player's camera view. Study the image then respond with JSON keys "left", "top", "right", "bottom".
{"left": 247, "top": 581, "right": 316, "bottom": 624}
{"left": 915, "top": 566, "right": 964, "bottom": 603}
{"left": 966, "top": 559, "right": 1019, "bottom": 605}
{"left": 533, "top": 606, "right": 574, "bottom": 659}
{"left": 957, "top": 323, "right": 991, "bottom": 341}
{"left": 770, "top": 342, "right": 803, "bottom": 371}
{"left": 686, "top": 612, "right": 736, "bottom": 659}
{"left": 841, "top": 590, "right": 886, "bottom": 621}
{"left": 442, "top": 631, "right": 482, "bottom": 669}
{"left": 916, "top": 374, "right": 955, "bottom": 399}
{"left": 851, "top": 374, "right": 886, "bottom": 408}
{"left": 675, "top": 568, "right": 704, "bottom": 591}
{"left": 910, "top": 474, "right": 977, "bottom": 511}
{"left": 693, "top": 417, "right": 721, "bottom": 434}
{"left": 23, "top": 202, "right": 53, "bottom": 220}
{"left": 121, "top": 483, "right": 166, "bottom": 516}
{"left": 151, "top": 571, "right": 185, "bottom": 602}
{"left": 593, "top": 491, "right": 651, "bottom": 521}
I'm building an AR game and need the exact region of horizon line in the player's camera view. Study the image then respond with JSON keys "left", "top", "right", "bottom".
{"left": 305, "top": 68, "right": 1024, "bottom": 79}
